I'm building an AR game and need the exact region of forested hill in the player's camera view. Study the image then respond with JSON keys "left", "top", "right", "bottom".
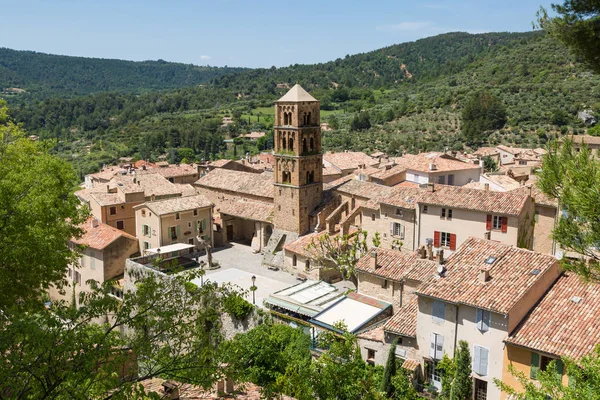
{"left": 213, "top": 31, "right": 539, "bottom": 95}
{"left": 0, "top": 48, "right": 245, "bottom": 99}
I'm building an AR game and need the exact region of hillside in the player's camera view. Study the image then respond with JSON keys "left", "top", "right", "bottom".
{"left": 6, "top": 30, "right": 600, "bottom": 177}
{"left": 0, "top": 48, "right": 245, "bottom": 99}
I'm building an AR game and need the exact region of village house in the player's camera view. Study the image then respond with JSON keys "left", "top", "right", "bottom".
{"left": 391, "top": 152, "right": 481, "bottom": 186}
{"left": 474, "top": 147, "right": 501, "bottom": 165}
{"left": 136, "top": 163, "right": 199, "bottom": 184}
{"left": 414, "top": 237, "right": 560, "bottom": 399}
{"left": 501, "top": 273, "right": 600, "bottom": 398}
{"left": 571, "top": 134, "right": 600, "bottom": 156}
{"left": 49, "top": 217, "right": 138, "bottom": 304}
{"left": 417, "top": 184, "right": 535, "bottom": 255}
{"left": 133, "top": 194, "right": 213, "bottom": 253}
{"left": 322, "top": 151, "right": 379, "bottom": 182}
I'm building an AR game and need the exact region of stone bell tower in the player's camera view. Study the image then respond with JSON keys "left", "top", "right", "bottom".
{"left": 273, "top": 84, "right": 323, "bottom": 235}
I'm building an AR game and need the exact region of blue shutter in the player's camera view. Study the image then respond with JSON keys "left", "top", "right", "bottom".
{"left": 473, "top": 345, "right": 481, "bottom": 375}
{"left": 429, "top": 333, "right": 436, "bottom": 358}
{"left": 480, "top": 347, "right": 489, "bottom": 376}
{"left": 435, "top": 334, "right": 444, "bottom": 359}
{"left": 482, "top": 310, "right": 490, "bottom": 332}
{"left": 432, "top": 300, "right": 445, "bottom": 323}
{"left": 476, "top": 309, "right": 483, "bottom": 330}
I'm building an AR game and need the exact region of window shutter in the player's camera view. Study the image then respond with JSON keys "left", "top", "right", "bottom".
{"left": 176, "top": 225, "right": 180, "bottom": 237}
{"left": 450, "top": 234, "right": 457, "bottom": 250}
{"left": 480, "top": 347, "right": 489, "bottom": 376}
{"left": 435, "top": 335, "right": 444, "bottom": 360}
{"left": 501, "top": 217, "right": 508, "bottom": 233}
{"left": 400, "top": 224, "right": 405, "bottom": 239}
{"left": 556, "top": 359, "right": 564, "bottom": 376}
{"left": 202, "top": 219, "right": 207, "bottom": 231}
{"left": 486, "top": 214, "right": 492, "bottom": 230}
{"left": 390, "top": 222, "right": 394, "bottom": 235}
{"left": 473, "top": 345, "right": 481, "bottom": 375}
{"left": 530, "top": 352, "right": 540, "bottom": 379}
{"left": 476, "top": 309, "right": 483, "bottom": 330}
{"left": 432, "top": 300, "right": 445, "bottom": 323}
{"left": 194, "top": 220, "right": 198, "bottom": 234}
{"left": 434, "top": 231, "right": 440, "bottom": 247}
{"left": 429, "top": 334, "right": 436, "bottom": 358}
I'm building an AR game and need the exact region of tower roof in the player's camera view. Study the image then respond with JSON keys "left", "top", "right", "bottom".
{"left": 276, "top": 84, "right": 318, "bottom": 102}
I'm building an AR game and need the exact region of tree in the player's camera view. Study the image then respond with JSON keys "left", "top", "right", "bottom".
{"left": 496, "top": 346, "right": 600, "bottom": 399}
{"left": 450, "top": 340, "right": 472, "bottom": 400}
{"left": 537, "top": 139, "right": 600, "bottom": 280}
{"left": 380, "top": 338, "right": 398, "bottom": 396}
{"left": 437, "top": 354, "right": 456, "bottom": 399}
{"left": 391, "top": 369, "right": 419, "bottom": 400}
{"left": 537, "top": 1, "right": 600, "bottom": 74}
{"left": 483, "top": 156, "right": 499, "bottom": 172}
{"left": 0, "top": 99, "right": 86, "bottom": 311}
{"left": 306, "top": 230, "right": 369, "bottom": 287}
{"left": 461, "top": 91, "right": 507, "bottom": 147}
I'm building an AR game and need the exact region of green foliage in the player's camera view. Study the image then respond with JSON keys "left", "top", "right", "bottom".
{"left": 537, "top": 139, "right": 600, "bottom": 280}
{"left": 372, "top": 231, "right": 382, "bottom": 248}
{"left": 380, "top": 338, "right": 398, "bottom": 396}
{"left": 437, "top": 354, "right": 456, "bottom": 399}
{"left": 538, "top": 1, "right": 600, "bottom": 74}
{"left": 223, "top": 292, "right": 254, "bottom": 320}
{"left": 461, "top": 90, "right": 507, "bottom": 147}
{"left": 483, "top": 156, "right": 499, "bottom": 172}
{"left": 351, "top": 112, "right": 372, "bottom": 131}
{"left": 450, "top": 340, "right": 472, "bottom": 400}
{"left": 0, "top": 99, "right": 87, "bottom": 310}
{"left": 391, "top": 369, "right": 419, "bottom": 400}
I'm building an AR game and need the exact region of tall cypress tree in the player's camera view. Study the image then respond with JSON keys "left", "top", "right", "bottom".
{"left": 450, "top": 340, "right": 472, "bottom": 400}
{"left": 381, "top": 338, "right": 399, "bottom": 396}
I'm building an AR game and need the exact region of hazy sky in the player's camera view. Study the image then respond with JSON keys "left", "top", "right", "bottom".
{"left": 1, "top": 0, "right": 554, "bottom": 68}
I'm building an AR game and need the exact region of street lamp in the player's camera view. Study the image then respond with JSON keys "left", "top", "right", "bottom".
{"left": 251, "top": 275, "right": 257, "bottom": 305}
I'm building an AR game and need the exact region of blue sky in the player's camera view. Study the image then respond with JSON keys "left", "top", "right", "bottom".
{"left": 1, "top": 0, "right": 554, "bottom": 68}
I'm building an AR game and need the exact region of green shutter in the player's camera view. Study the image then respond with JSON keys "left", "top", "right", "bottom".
{"left": 194, "top": 220, "right": 198, "bottom": 234}
{"left": 530, "top": 352, "right": 540, "bottom": 379}
{"left": 556, "top": 359, "right": 564, "bottom": 376}
{"left": 201, "top": 219, "right": 207, "bottom": 231}
{"left": 176, "top": 225, "right": 181, "bottom": 237}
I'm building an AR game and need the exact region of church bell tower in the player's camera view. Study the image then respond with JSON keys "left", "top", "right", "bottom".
{"left": 273, "top": 84, "right": 323, "bottom": 235}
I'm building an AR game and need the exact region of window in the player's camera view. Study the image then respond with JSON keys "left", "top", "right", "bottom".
{"left": 438, "top": 175, "right": 446, "bottom": 184}
{"left": 492, "top": 215, "right": 502, "bottom": 230}
{"left": 426, "top": 360, "right": 442, "bottom": 391}
{"left": 531, "top": 353, "right": 563, "bottom": 379}
{"left": 109, "top": 207, "right": 117, "bottom": 215}
{"left": 143, "top": 242, "right": 150, "bottom": 250}
{"left": 391, "top": 222, "right": 405, "bottom": 239}
{"left": 448, "top": 174, "right": 454, "bottom": 186}
{"left": 367, "top": 348, "right": 376, "bottom": 365}
{"left": 188, "top": 221, "right": 192, "bottom": 228}
{"left": 441, "top": 208, "right": 452, "bottom": 219}
{"left": 395, "top": 208, "right": 403, "bottom": 216}
{"left": 116, "top": 220, "right": 124, "bottom": 230}
{"left": 170, "top": 226, "right": 179, "bottom": 240}
{"left": 305, "top": 259, "right": 310, "bottom": 271}
{"left": 381, "top": 279, "right": 388, "bottom": 289}
{"left": 476, "top": 308, "right": 491, "bottom": 333}
{"left": 193, "top": 209, "right": 198, "bottom": 216}
{"left": 175, "top": 212, "right": 180, "bottom": 220}
{"left": 423, "top": 205, "right": 428, "bottom": 214}
{"left": 141, "top": 209, "right": 146, "bottom": 217}
{"left": 474, "top": 379, "right": 488, "bottom": 400}
{"left": 371, "top": 213, "right": 375, "bottom": 221}
{"left": 292, "top": 255, "right": 297, "bottom": 267}
{"left": 519, "top": 160, "right": 527, "bottom": 165}
{"left": 447, "top": 209, "right": 452, "bottom": 219}
{"left": 142, "top": 224, "right": 150, "bottom": 237}
{"left": 429, "top": 333, "right": 444, "bottom": 359}
{"left": 432, "top": 300, "right": 445, "bottom": 323}
{"left": 473, "top": 345, "right": 489, "bottom": 376}
{"left": 535, "top": 210, "right": 540, "bottom": 223}
{"left": 441, "top": 208, "right": 446, "bottom": 218}
{"left": 73, "top": 271, "right": 81, "bottom": 285}
{"left": 441, "top": 232, "right": 451, "bottom": 247}
{"left": 188, "top": 238, "right": 194, "bottom": 246}
{"left": 89, "top": 252, "right": 96, "bottom": 270}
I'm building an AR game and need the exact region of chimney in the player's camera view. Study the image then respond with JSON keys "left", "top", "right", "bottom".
{"left": 142, "top": 165, "right": 146, "bottom": 170}
{"left": 479, "top": 159, "right": 484, "bottom": 168}
{"left": 427, "top": 243, "right": 434, "bottom": 260}
{"left": 370, "top": 250, "right": 378, "bottom": 269}
{"left": 91, "top": 219, "right": 99, "bottom": 228}
{"left": 427, "top": 183, "right": 435, "bottom": 192}
{"left": 106, "top": 184, "right": 110, "bottom": 193}
{"left": 419, "top": 245, "right": 427, "bottom": 259}
{"left": 161, "top": 380, "right": 180, "bottom": 400}
{"left": 437, "top": 249, "right": 444, "bottom": 265}
{"left": 429, "top": 163, "right": 437, "bottom": 171}
{"left": 479, "top": 268, "right": 490, "bottom": 283}
{"left": 484, "top": 183, "right": 490, "bottom": 191}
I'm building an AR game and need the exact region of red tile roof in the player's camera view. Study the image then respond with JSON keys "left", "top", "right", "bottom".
{"left": 392, "top": 152, "right": 480, "bottom": 173}
{"left": 284, "top": 230, "right": 334, "bottom": 258}
{"left": 365, "top": 186, "right": 422, "bottom": 210}
{"left": 418, "top": 184, "right": 530, "bottom": 216}
{"left": 384, "top": 296, "right": 418, "bottom": 337}
{"left": 141, "top": 195, "right": 213, "bottom": 216}
{"left": 72, "top": 218, "right": 136, "bottom": 250}
{"left": 417, "top": 237, "right": 559, "bottom": 315}
{"left": 323, "top": 151, "right": 379, "bottom": 171}
{"left": 506, "top": 273, "right": 600, "bottom": 359}
{"left": 357, "top": 325, "right": 385, "bottom": 342}
{"left": 334, "top": 179, "right": 392, "bottom": 200}
{"left": 195, "top": 169, "right": 274, "bottom": 199}
{"left": 217, "top": 199, "right": 274, "bottom": 223}
{"left": 356, "top": 248, "right": 435, "bottom": 282}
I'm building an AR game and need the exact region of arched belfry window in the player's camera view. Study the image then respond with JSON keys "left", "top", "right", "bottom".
{"left": 282, "top": 136, "right": 287, "bottom": 150}
{"left": 289, "top": 137, "right": 294, "bottom": 151}
{"left": 307, "top": 112, "right": 312, "bottom": 125}
{"left": 309, "top": 137, "right": 314, "bottom": 152}
{"left": 302, "top": 138, "right": 308, "bottom": 154}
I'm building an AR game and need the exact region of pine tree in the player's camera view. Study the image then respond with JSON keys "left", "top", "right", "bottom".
{"left": 450, "top": 340, "right": 472, "bottom": 400}
{"left": 381, "top": 338, "right": 399, "bottom": 396}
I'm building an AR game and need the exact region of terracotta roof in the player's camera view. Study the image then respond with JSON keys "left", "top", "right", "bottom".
{"left": 173, "top": 184, "right": 197, "bottom": 197}
{"left": 257, "top": 153, "right": 275, "bottom": 166}
{"left": 357, "top": 325, "right": 385, "bottom": 342}
{"left": 112, "top": 174, "right": 182, "bottom": 198}
{"left": 529, "top": 185, "right": 558, "bottom": 208}
{"left": 370, "top": 151, "right": 386, "bottom": 158}
{"left": 75, "top": 187, "right": 105, "bottom": 203}
{"left": 276, "top": 84, "right": 317, "bottom": 103}
{"left": 88, "top": 167, "right": 125, "bottom": 181}
{"left": 140, "top": 195, "right": 213, "bottom": 216}
{"left": 497, "top": 145, "right": 528, "bottom": 154}
{"left": 347, "top": 291, "right": 391, "bottom": 309}
{"left": 370, "top": 164, "right": 407, "bottom": 180}
{"left": 402, "top": 359, "right": 420, "bottom": 371}
{"left": 462, "top": 174, "right": 522, "bottom": 192}
{"left": 334, "top": 179, "right": 391, "bottom": 200}
{"left": 570, "top": 135, "right": 600, "bottom": 145}
{"left": 133, "top": 160, "right": 156, "bottom": 169}
{"left": 137, "top": 164, "right": 197, "bottom": 179}
{"left": 217, "top": 199, "right": 274, "bottom": 223}
{"left": 384, "top": 296, "right": 418, "bottom": 337}
{"left": 418, "top": 184, "right": 530, "bottom": 216}
{"left": 140, "top": 377, "right": 296, "bottom": 399}
{"left": 392, "top": 152, "right": 480, "bottom": 173}
{"left": 506, "top": 273, "right": 600, "bottom": 359}
{"left": 88, "top": 192, "right": 123, "bottom": 206}
{"left": 322, "top": 163, "right": 342, "bottom": 176}
{"left": 210, "top": 159, "right": 235, "bottom": 168}
{"left": 417, "top": 237, "right": 559, "bottom": 315}
{"left": 72, "top": 218, "right": 136, "bottom": 250}
{"left": 474, "top": 147, "right": 500, "bottom": 157}
{"left": 195, "top": 169, "right": 274, "bottom": 199}
{"left": 356, "top": 248, "right": 436, "bottom": 282}
{"left": 365, "top": 186, "right": 422, "bottom": 210}
{"left": 394, "top": 181, "right": 419, "bottom": 188}
{"left": 284, "top": 230, "right": 331, "bottom": 258}
{"left": 323, "top": 151, "right": 379, "bottom": 172}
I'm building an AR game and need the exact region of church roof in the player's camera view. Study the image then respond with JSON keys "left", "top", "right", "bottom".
{"left": 276, "top": 84, "right": 318, "bottom": 103}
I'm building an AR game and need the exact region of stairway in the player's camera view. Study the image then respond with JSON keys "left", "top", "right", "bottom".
{"left": 262, "top": 228, "right": 299, "bottom": 269}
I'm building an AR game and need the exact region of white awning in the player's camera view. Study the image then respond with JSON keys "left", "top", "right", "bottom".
{"left": 146, "top": 243, "right": 195, "bottom": 254}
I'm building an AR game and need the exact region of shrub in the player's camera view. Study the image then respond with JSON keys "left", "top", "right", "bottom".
{"left": 224, "top": 293, "right": 254, "bottom": 320}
